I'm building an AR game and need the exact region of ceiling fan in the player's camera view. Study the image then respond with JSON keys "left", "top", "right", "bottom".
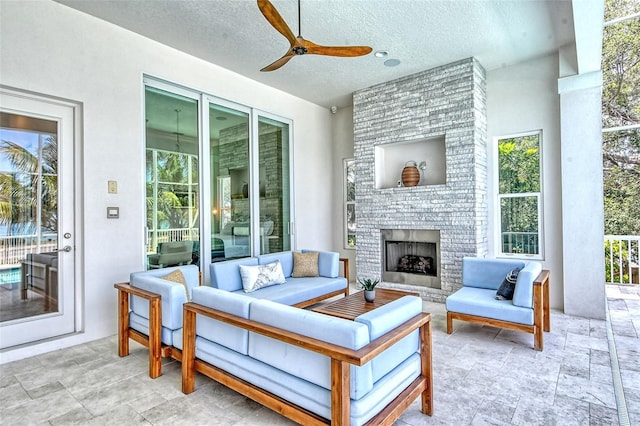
{"left": 257, "top": 0, "right": 373, "bottom": 72}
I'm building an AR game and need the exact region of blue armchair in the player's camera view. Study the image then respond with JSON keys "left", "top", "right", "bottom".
{"left": 445, "top": 257, "right": 550, "bottom": 350}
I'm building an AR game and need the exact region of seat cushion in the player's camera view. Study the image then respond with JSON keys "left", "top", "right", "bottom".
{"left": 446, "top": 287, "right": 533, "bottom": 325}
{"left": 231, "top": 276, "right": 347, "bottom": 306}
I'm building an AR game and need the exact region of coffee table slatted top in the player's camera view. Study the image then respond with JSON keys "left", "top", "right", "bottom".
{"left": 311, "top": 288, "right": 420, "bottom": 320}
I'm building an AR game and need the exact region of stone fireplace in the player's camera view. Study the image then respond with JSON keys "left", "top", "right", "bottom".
{"left": 353, "top": 58, "right": 488, "bottom": 302}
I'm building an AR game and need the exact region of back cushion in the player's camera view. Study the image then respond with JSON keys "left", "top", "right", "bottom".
{"left": 462, "top": 257, "right": 525, "bottom": 289}
{"left": 258, "top": 251, "right": 293, "bottom": 277}
{"left": 130, "top": 265, "right": 199, "bottom": 330}
{"left": 513, "top": 261, "right": 542, "bottom": 308}
{"left": 302, "top": 249, "right": 339, "bottom": 278}
{"left": 191, "top": 286, "right": 252, "bottom": 354}
{"left": 248, "top": 299, "right": 373, "bottom": 399}
{"left": 210, "top": 257, "right": 258, "bottom": 291}
{"left": 355, "top": 296, "right": 421, "bottom": 382}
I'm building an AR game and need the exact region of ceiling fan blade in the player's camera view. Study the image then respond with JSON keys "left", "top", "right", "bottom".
{"left": 257, "top": 0, "right": 297, "bottom": 46}
{"left": 304, "top": 39, "right": 373, "bottom": 57}
{"left": 260, "top": 52, "right": 296, "bottom": 72}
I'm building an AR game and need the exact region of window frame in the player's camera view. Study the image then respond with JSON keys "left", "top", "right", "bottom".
{"left": 343, "top": 158, "right": 356, "bottom": 250}
{"left": 494, "top": 130, "right": 544, "bottom": 260}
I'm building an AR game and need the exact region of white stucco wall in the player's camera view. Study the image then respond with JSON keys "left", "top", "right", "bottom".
{"left": 0, "top": 0, "right": 333, "bottom": 362}
{"left": 486, "top": 54, "right": 565, "bottom": 310}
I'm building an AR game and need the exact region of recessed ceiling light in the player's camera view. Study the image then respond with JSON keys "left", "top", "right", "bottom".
{"left": 374, "top": 50, "right": 389, "bottom": 58}
{"left": 384, "top": 59, "right": 401, "bottom": 67}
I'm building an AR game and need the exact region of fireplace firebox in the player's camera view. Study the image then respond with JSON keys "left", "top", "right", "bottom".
{"left": 381, "top": 229, "right": 441, "bottom": 289}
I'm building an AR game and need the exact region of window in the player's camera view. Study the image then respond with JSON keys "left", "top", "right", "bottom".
{"left": 496, "top": 131, "right": 543, "bottom": 258}
{"left": 344, "top": 158, "right": 356, "bottom": 249}
{"left": 144, "top": 78, "right": 294, "bottom": 281}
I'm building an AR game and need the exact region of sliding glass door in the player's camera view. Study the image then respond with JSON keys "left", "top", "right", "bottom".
{"left": 209, "top": 102, "right": 251, "bottom": 260}
{"left": 256, "top": 114, "right": 291, "bottom": 254}
{"left": 144, "top": 78, "right": 293, "bottom": 282}
{"left": 144, "top": 86, "right": 199, "bottom": 269}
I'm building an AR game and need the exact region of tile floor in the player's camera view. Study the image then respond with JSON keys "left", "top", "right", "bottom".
{"left": 1, "top": 285, "right": 638, "bottom": 425}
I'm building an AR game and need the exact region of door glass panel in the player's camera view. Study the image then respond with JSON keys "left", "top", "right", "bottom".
{"left": 258, "top": 116, "right": 291, "bottom": 254}
{"left": 145, "top": 87, "right": 199, "bottom": 269}
{"left": 209, "top": 104, "right": 250, "bottom": 260}
{"left": 0, "top": 113, "right": 59, "bottom": 321}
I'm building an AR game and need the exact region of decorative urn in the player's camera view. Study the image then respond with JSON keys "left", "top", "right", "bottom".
{"left": 401, "top": 161, "right": 420, "bottom": 187}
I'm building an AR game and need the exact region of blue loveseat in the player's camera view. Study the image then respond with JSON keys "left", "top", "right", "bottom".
{"left": 181, "top": 286, "right": 433, "bottom": 425}
{"left": 445, "top": 257, "right": 550, "bottom": 350}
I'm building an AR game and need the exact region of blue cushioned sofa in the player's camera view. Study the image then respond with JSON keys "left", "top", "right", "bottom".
{"left": 209, "top": 249, "right": 349, "bottom": 307}
{"left": 181, "top": 286, "right": 433, "bottom": 426}
{"left": 445, "top": 257, "right": 550, "bottom": 350}
{"left": 115, "top": 250, "right": 348, "bottom": 378}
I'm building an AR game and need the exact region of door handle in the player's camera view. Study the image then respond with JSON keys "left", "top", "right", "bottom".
{"left": 55, "top": 246, "right": 72, "bottom": 252}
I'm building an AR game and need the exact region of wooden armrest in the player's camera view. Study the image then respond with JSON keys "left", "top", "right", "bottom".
{"left": 339, "top": 257, "right": 350, "bottom": 283}
{"left": 533, "top": 270, "right": 550, "bottom": 286}
{"left": 114, "top": 281, "right": 163, "bottom": 378}
{"left": 182, "top": 302, "right": 430, "bottom": 366}
{"left": 114, "top": 282, "right": 161, "bottom": 301}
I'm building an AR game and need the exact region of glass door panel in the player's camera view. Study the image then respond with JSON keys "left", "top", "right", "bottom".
{"left": 0, "top": 90, "right": 76, "bottom": 349}
{"left": 257, "top": 115, "right": 291, "bottom": 254}
{"left": 209, "top": 103, "right": 250, "bottom": 260}
{"left": 145, "top": 86, "right": 200, "bottom": 269}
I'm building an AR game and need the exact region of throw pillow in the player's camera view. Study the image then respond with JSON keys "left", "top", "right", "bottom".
{"left": 495, "top": 267, "right": 521, "bottom": 300}
{"left": 239, "top": 260, "right": 286, "bottom": 293}
{"left": 291, "top": 251, "right": 319, "bottom": 278}
{"left": 161, "top": 269, "right": 190, "bottom": 300}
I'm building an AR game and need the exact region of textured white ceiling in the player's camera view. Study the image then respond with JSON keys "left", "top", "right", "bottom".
{"left": 54, "top": 0, "right": 576, "bottom": 108}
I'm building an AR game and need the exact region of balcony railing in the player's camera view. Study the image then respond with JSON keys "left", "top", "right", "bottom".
{"left": 501, "top": 232, "right": 539, "bottom": 255}
{"left": 147, "top": 228, "right": 200, "bottom": 253}
{"left": 0, "top": 234, "right": 58, "bottom": 268}
{"left": 605, "top": 235, "right": 639, "bottom": 285}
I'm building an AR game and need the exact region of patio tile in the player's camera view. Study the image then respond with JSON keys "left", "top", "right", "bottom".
{"left": 556, "top": 373, "right": 616, "bottom": 408}
{"left": 511, "top": 395, "right": 589, "bottom": 426}
{"left": 589, "top": 403, "right": 619, "bottom": 426}
{"left": 2, "top": 284, "right": 638, "bottom": 425}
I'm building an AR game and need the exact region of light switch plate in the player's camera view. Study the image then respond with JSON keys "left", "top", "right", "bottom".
{"left": 107, "top": 207, "right": 119, "bottom": 219}
{"left": 108, "top": 180, "right": 117, "bottom": 194}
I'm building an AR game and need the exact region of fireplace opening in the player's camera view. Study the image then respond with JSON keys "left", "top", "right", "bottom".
{"left": 385, "top": 241, "right": 437, "bottom": 276}
{"left": 381, "top": 229, "right": 441, "bottom": 289}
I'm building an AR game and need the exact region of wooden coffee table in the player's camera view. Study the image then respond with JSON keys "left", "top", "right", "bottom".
{"left": 311, "top": 288, "right": 420, "bottom": 320}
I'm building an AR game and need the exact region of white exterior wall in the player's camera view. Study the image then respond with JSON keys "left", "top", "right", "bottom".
{"left": 0, "top": 0, "right": 333, "bottom": 362}
{"left": 486, "top": 54, "right": 564, "bottom": 310}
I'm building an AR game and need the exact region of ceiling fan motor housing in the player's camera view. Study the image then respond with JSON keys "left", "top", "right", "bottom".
{"left": 293, "top": 46, "right": 308, "bottom": 55}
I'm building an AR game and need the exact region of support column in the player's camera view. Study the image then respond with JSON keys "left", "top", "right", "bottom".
{"left": 559, "top": 72, "right": 605, "bottom": 319}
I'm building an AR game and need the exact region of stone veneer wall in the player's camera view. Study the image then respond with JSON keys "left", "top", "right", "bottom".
{"left": 353, "top": 58, "right": 488, "bottom": 302}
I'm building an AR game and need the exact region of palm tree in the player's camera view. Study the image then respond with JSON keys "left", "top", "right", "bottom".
{"left": 0, "top": 135, "right": 58, "bottom": 235}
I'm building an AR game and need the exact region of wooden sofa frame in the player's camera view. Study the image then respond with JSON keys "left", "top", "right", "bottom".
{"left": 446, "top": 270, "right": 550, "bottom": 350}
{"left": 181, "top": 301, "right": 433, "bottom": 426}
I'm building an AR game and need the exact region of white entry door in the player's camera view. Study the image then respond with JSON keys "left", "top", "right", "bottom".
{"left": 0, "top": 88, "right": 78, "bottom": 349}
